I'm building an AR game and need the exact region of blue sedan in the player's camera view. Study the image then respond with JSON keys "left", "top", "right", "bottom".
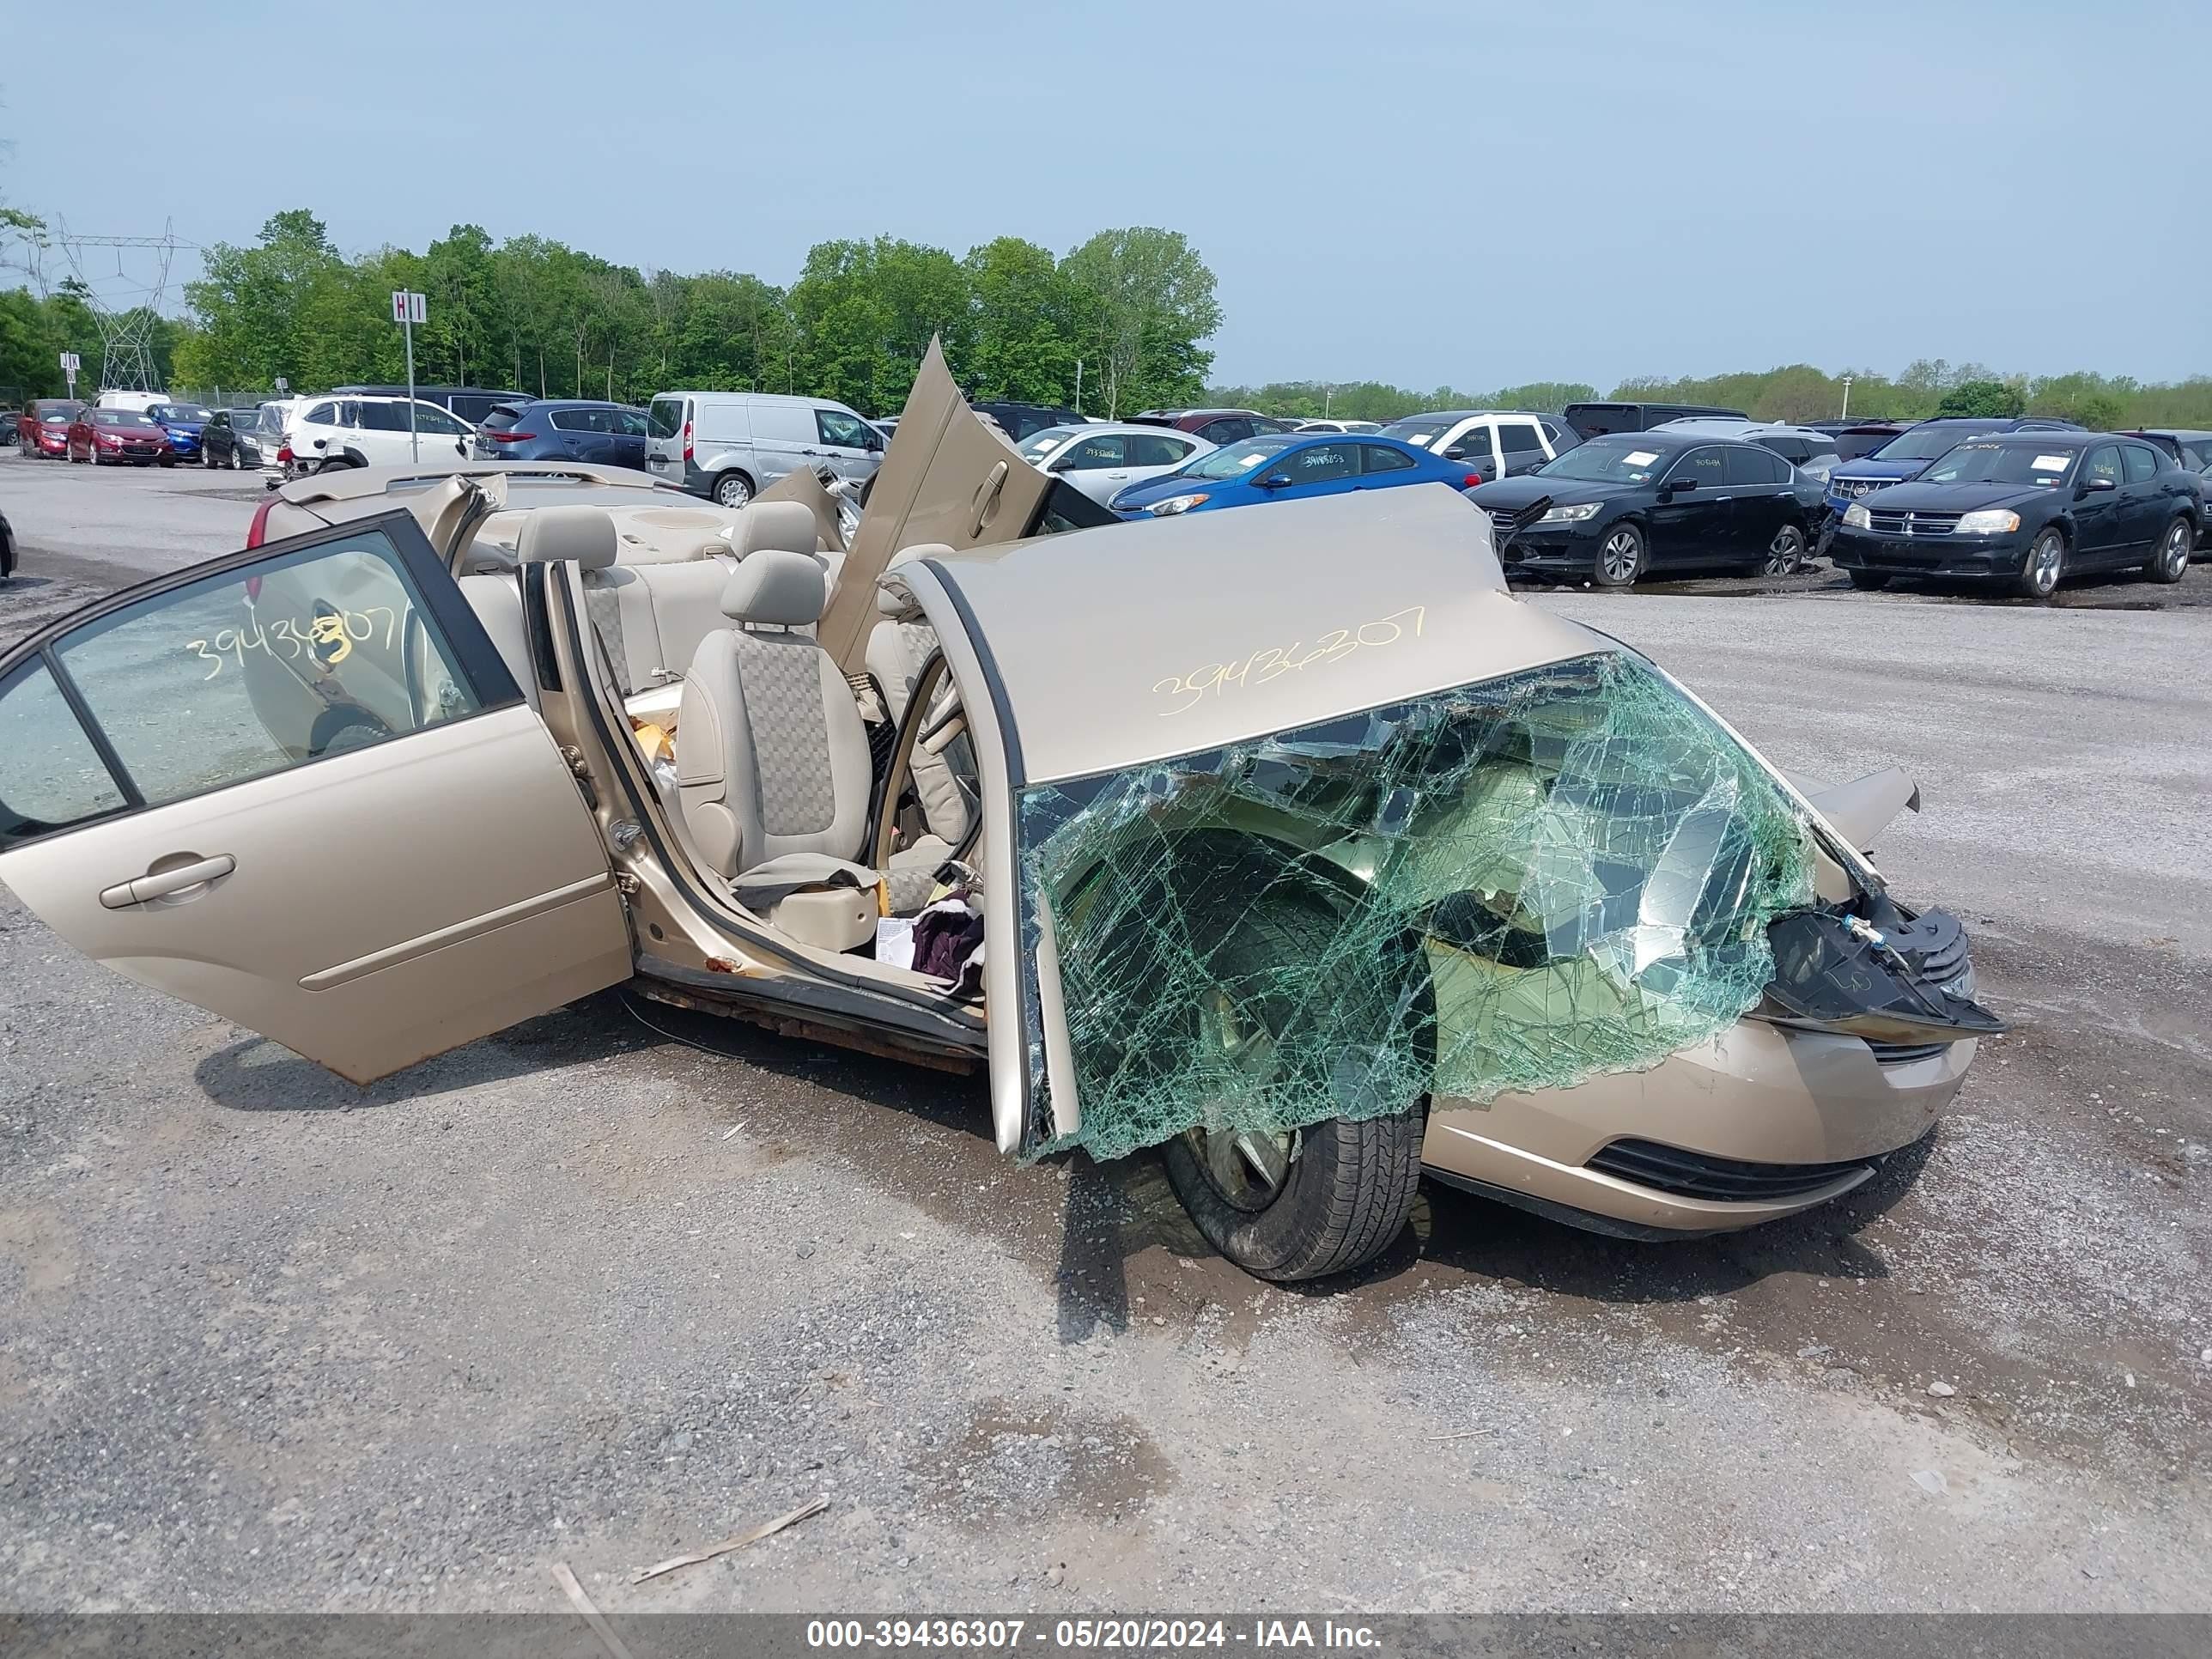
{"left": 149, "top": 402, "right": 213, "bottom": 462}
{"left": 1110, "top": 434, "right": 1481, "bottom": 518}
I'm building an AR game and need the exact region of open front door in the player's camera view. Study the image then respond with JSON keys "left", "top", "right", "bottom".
{"left": 819, "top": 338, "right": 1109, "bottom": 677}
{"left": 0, "top": 509, "right": 631, "bottom": 1084}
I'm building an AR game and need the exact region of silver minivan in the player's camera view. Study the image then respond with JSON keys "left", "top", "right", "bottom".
{"left": 645, "top": 391, "right": 886, "bottom": 507}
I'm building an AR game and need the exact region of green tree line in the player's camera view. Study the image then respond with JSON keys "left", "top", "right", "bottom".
{"left": 3, "top": 208, "right": 1224, "bottom": 421}
{"left": 1210, "top": 359, "right": 2212, "bottom": 431}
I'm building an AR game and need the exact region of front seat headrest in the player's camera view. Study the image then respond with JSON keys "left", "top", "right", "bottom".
{"left": 729, "top": 500, "right": 820, "bottom": 559}
{"left": 516, "top": 504, "right": 618, "bottom": 569}
{"left": 720, "top": 548, "right": 826, "bottom": 627}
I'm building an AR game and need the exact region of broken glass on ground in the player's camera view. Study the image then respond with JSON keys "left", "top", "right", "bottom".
{"left": 1015, "top": 650, "right": 1818, "bottom": 1163}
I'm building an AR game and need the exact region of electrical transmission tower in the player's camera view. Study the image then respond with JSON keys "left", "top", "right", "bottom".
{"left": 55, "top": 218, "right": 180, "bottom": 393}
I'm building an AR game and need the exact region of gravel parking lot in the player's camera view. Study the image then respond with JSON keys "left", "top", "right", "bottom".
{"left": 2, "top": 452, "right": 2208, "bottom": 1613}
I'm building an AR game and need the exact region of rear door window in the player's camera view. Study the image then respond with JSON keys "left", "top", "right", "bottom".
{"left": 0, "top": 661, "right": 129, "bottom": 841}
{"left": 2121, "top": 444, "right": 2156, "bottom": 483}
{"left": 1725, "top": 445, "right": 1788, "bottom": 484}
{"left": 1127, "top": 434, "right": 1190, "bottom": 468}
{"left": 550, "top": 408, "right": 605, "bottom": 433}
{"left": 1197, "top": 417, "right": 1253, "bottom": 445}
{"left": 1498, "top": 422, "right": 1546, "bottom": 457}
{"left": 1357, "top": 443, "right": 1416, "bottom": 473}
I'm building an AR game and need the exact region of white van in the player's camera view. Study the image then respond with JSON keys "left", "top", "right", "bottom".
{"left": 645, "top": 391, "right": 884, "bottom": 507}
{"left": 94, "top": 390, "right": 168, "bottom": 415}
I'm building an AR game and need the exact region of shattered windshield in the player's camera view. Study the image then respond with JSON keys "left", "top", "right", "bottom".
{"left": 1014, "top": 650, "right": 1814, "bottom": 1162}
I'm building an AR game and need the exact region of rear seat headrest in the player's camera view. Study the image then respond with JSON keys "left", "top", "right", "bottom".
{"left": 721, "top": 548, "right": 826, "bottom": 627}
{"left": 516, "top": 504, "right": 618, "bottom": 569}
{"left": 729, "top": 500, "right": 821, "bottom": 559}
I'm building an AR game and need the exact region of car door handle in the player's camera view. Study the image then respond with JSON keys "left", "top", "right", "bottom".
{"left": 100, "top": 854, "right": 236, "bottom": 909}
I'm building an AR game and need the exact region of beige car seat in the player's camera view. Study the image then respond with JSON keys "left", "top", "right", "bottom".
{"left": 677, "top": 550, "right": 951, "bottom": 950}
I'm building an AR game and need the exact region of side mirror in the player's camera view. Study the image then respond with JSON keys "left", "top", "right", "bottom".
{"left": 2078, "top": 476, "right": 2117, "bottom": 494}
{"left": 1663, "top": 476, "right": 1698, "bottom": 495}
{"left": 1259, "top": 473, "right": 1294, "bottom": 490}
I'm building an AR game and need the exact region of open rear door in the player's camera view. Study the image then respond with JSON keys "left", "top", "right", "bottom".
{"left": 0, "top": 508, "right": 631, "bottom": 1084}
{"left": 819, "top": 338, "right": 1109, "bottom": 676}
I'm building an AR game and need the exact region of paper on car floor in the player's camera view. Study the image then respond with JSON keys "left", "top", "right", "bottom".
{"left": 874, "top": 915, "right": 916, "bottom": 970}
{"left": 1014, "top": 650, "right": 1815, "bottom": 1162}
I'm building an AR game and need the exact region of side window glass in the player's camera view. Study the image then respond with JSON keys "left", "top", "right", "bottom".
{"left": 1200, "top": 418, "right": 1251, "bottom": 445}
{"left": 1444, "top": 426, "right": 1495, "bottom": 460}
{"left": 0, "top": 661, "right": 128, "bottom": 844}
{"left": 1724, "top": 445, "right": 1783, "bottom": 484}
{"left": 1498, "top": 423, "right": 1545, "bottom": 455}
{"left": 1056, "top": 434, "right": 1127, "bottom": 470}
{"left": 1126, "top": 434, "right": 1184, "bottom": 468}
{"left": 1358, "top": 443, "right": 1416, "bottom": 473}
{"left": 1286, "top": 443, "right": 1357, "bottom": 483}
{"left": 816, "top": 410, "right": 872, "bottom": 448}
{"left": 2085, "top": 446, "right": 2123, "bottom": 487}
{"left": 50, "top": 527, "right": 486, "bottom": 811}
{"left": 417, "top": 406, "right": 465, "bottom": 434}
{"left": 2121, "top": 445, "right": 2155, "bottom": 483}
{"left": 550, "top": 408, "right": 592, "bottom": 433}
{"left": 306, "top": 402, "right": 337, "bottom": 425}
{"left": 1670, "top": 448, "right": 1728, "bottom": 488}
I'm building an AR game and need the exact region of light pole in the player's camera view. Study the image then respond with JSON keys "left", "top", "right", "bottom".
{"left": 1840, "top": 374, "right": 1853, "bottom": 421}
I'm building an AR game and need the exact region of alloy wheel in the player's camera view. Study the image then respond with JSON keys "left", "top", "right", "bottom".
{"left": 1601, "top": 528, "right": 1642, "bottom": 584}
{"left": 1764, "top": 525, "right": 1806, "bottom": 576}
{"left": 2160, "top": 522, "right": 2191, "bottom": 580}
{"left": 1178, "top": 986, "right": 1299, "bottom": 1215}
{"left": 2028, "top": 532, "right": 2063, "bottom": 597}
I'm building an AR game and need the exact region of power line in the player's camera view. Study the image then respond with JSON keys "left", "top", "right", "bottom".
{"left": 54, "top": 218, "right": 184, "bottom": 393}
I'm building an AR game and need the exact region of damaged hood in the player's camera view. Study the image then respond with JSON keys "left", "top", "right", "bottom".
{"left": 922, "top": 486, "right": 1601, "bottom": 785}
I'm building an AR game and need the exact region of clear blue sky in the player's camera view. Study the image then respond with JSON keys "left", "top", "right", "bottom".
{"left": 7, "top": 0, "right": 2205, "bottom": 391}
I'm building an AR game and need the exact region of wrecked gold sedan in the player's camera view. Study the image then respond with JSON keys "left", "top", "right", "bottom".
{"left": 0, "top": 348, "right": 1998, "bottom": 1281}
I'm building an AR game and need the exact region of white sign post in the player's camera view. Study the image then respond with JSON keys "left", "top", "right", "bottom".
{"left": 59, "top": 350, "right": 79, "bottom": 397}
{"left": 391, "top": 289, "right": 428, "bottom": 459}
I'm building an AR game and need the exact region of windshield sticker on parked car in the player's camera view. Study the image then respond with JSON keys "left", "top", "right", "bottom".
{"left": 2033, "top": 455, "right": 2069, "bottom": 472}
{"left": 1151, "top": 606, "right": 1426, "bottom": 716}
{"left": 1624, "top": 451, "right": 1658, "bottom": 468}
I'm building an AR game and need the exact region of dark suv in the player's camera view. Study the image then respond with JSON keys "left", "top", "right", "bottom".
{"left": 969, "top": 401, "right": 1087, "bottom": 442}
{"left": 1822, "top": 416, "right": 2082, "bottom": 526}
{"left": 1562, "top": 400, "right": 1750, "bottom": 438}
{"left": 473, "top": 400, "right": 650, "bottom": 466}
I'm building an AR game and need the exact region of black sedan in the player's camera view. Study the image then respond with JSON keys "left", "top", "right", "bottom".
{"left": 1469, "top": 430, "right": 1816, "bottom": 586}
{"left": 0, "top": 503, "right": 13, "bottom": 582}
{"left": 199, "top": 407, "right": 270, "bottom": 470}
{"left": 1827, "top": 432, "right": 2199, "bottom": 599}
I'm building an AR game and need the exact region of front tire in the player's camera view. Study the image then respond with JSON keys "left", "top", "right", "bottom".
{"left": 2147, "top": 517, "right": 2191, "bottom": 584}
{"left": 712, "top": 470, "right": 755, "bottom": 508}
{"left": 2016, "top": 526, "right": 2065, "bottom": 600}
{"left": 1153, "top": 890, "right": 1425, "bottom": 1282}
{"left": 1594, "top": 521, "right": 1646, "bottom": 587}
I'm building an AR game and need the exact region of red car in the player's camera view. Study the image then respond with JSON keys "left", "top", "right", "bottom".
{"left": 1126, "top": 406, "right": 1301, "bottom": 446}
{"left": 67, "top": 406, "right": 175, "bottom": 466}
{"left": 15, "top": 398, "right": 83, "bottom": 459}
